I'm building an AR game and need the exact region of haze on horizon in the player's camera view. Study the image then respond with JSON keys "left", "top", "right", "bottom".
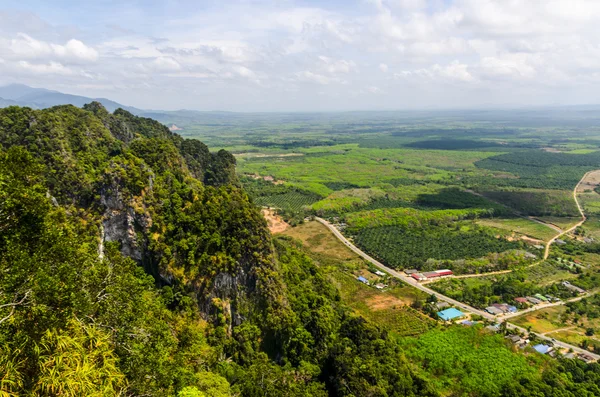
{"left": 0, "top": 0, "right": 599, "bottom": 112}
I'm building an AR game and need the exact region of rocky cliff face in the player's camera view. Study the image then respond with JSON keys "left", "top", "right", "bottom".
{"left": 0, "top": 103, "right": 283, "bottom": 330}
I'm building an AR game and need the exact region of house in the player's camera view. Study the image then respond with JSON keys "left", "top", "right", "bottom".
{"left": 435, "top": 269, "right": 453, "bottom": 277}
{"left": 461, "top": 320, "right": 475, "bottom": 326}
{"left": 437, "top": 308, "right": 465, "bottom": 321}
{"left": 533, "top": 344, "right": 553, "bottom": 354}
{"left": 514, "top": 297, "right": 529, "bottom": 304}
{"left": 375, "top": 283, "right": 387, "bottom": 290}
{"left": 526, "top": 296, "right": 542, "bottom": 304}
{"left": 534, "top": 294, "right": 549, "bottom": 302}
{"left": 486, "top": 306, "right": 504, "bottom": 315}
{"left": 578, "top": 354, "right": 596, "bottom": 363}
{"left": 525, "top": 252, "right": 537, "bottom": 259}
{"left": 507, "top": 305, "right": 518, "bottom": 313}
{"left": 411, "top": 273, "right": 426, "bottom": 281}
{"left": 534, "top": 244, "right": 545, "bottom": 250}
{"left": 506, "top": 334, "right": 522, "bottom": 344}
{"left": 555, "top": 239, "right": 567, "bottom": 245}
{"left": 435, "top": 301, "right": 450, "bottom": 310}
{"left": 423, "top": 271, "right": 440, "bottom": 278}
{"left": 374, "top": 270, "right": 386, "bottom": 277}
{"left": 357, "top": 276, "right": 369, "bottom": 285}
{"left": 404, "top": 269, "right": 418, "bottom": 275}
{"left": 486, "top": 323, "right": 501, "bottom": 332}
{"left": 562, "top": 281, "right": 585, "bottom": 294}
{"left": 584, "top": 237, "right": 593, "bottom": 244}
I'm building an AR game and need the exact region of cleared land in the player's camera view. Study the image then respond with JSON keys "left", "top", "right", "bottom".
{"left": 478, "top": 218, "right": 557, "bottom": 241}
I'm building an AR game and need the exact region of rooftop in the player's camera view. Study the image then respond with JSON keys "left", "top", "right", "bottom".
{"left": 437, "top": 308, "right": 464, "bottom": 321}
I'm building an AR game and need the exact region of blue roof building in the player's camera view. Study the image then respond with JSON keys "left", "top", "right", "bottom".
{"left": 357, "top": 276, "right": 369, "bottom": 285}
{"left": 437, "top": 308, "right": 464, "bottom": 321}
{"left": 533, "top": 344, "right": 552, "bottom": 354}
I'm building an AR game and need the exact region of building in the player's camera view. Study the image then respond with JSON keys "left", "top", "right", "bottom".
{"left": 374, "top": 270, "right": 386, "bottom": 277}
{"left": 435, "top": 301, "right": 450, "bottom": 310}
{"left": 533, "top": 344, "right": 553, "bottom": 354}
{"left": 526, "top": 296, "right": 542, "bottom": 304}
{"left": 486, "top": 323, "right": 501, "bottom": 332}
{"left": 555, "top": 239, "right": 567, "bottom": 245}
{"left": 525, "top": 252, "right": 537, "bottom": 259}
{"left": 486, "top": 306, "right": 504, "bottom": 315}
{"left": 404, "top": 269, "right": 418, "bottom": 275}
{"left": 357, "top": 276, "right": 369, "bottom": 285}
{"left": 461, "top": 320, "right": 475, "bottom": 326}
{"left": 514, "top": 297, "right": 529, "bottom": 304}
{"left": 411, "top": 273, "right": 426, "bottom": 281}
{"left": 437, "top": 308, "right": 465, "bottom": 321}
{"left": 562, "top": 281, "right": 586, "bottom": 294}
{"left": 534, "top": 244, "right": 545, "bottom": 250}
{"left": 534, "top": 294, "right": 549, "bottom": 302}
{"left": 375, "top": 283, "right": 387, "bottom": 290}
{"left": 506, "top": 334, "right": 522, "bottom": 344}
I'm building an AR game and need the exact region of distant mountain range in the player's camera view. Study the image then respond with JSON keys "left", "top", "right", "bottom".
{"left": 0, "top": 84, "right": 141, "bottom": 113}
{"left": 2, "top": 84, "right": 600, "bottom": 131}
{"left": 0, "top": 84, "right": 242, "bottom": 129}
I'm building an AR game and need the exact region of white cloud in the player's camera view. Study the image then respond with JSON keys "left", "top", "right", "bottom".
{"left": 149, "top": 56, "right": 181, "bottom": 72}
{"left": 8, "top": 33, "right": 97, "bottom": 62}
{"left": 3, "top": 1, "right": 600, "bottom": 110}
{"left": 295, "top": 70, "right": 331, "bottom": 85}
{"left": 397, "top": 60, "right": 474, "bottom": 82}
{"left": 17, "top": 61, "right": 76, "bottom": 76}
{"left": 318, "top": 56, "right": 356, "bottom": 74}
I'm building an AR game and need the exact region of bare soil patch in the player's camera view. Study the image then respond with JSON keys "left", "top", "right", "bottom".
{"left": 262, "top": 209, "right": 290, "bottom": 234}
{"left": 578, "top": 170, "right": 600, "bottom": 193}
{"left": 366, "top": 294, "right": 407, "bottom": 310}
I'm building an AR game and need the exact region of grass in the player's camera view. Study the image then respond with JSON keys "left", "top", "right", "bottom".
{"left": 536, "top": 216, "right": 581, "bottom": 230}
{"left": 477, "top": 218, "right": 558, "bottom": 241}
{"left": 511, "top": 306, "right": 568, "bottom": 333}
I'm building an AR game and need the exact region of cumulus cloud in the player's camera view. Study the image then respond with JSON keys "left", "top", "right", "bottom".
{"left": 2, "top": 1, "right": 600, "bottom": 110}
{"left": 8, "top": 34, "right": 98, "bottom": 62}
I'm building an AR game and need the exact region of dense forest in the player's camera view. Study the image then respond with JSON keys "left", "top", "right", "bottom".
{"left": 2, "top": 104, "right": 600, "bottom": 396}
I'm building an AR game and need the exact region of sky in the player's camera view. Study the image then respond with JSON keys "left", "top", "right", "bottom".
{"left": 0, "top": 0, "right": 599, "bottom": 112}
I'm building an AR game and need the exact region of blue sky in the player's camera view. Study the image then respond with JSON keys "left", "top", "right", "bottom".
{"left": 0, "top": 0, "right": 599, "bottom": 111}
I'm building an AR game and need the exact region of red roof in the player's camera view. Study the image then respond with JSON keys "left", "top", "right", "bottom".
{"left": 514, "top": 297, "right": 528, "bottom": 303}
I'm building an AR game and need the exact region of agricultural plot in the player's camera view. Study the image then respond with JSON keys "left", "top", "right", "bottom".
{"left": 477, "top": 218, "right": 557, "bottom": 241}
{"left": 511, "top": 300, "right": 600, "bottom": 351}
{"left": 281, "top": 221, "right": 434, "bottom": 335}
{"left": 352, "top": 223, "right": 522, "bottom": 269}
{"left": 478, "top": 189, "right": 579, "bottom": 217}
{"left": 429, "top": 261, "right": 580, "bottom": 309}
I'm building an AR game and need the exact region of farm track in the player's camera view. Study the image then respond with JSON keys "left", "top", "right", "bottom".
{"left": 315, "top": 214, "right": 600, "bottom": 360}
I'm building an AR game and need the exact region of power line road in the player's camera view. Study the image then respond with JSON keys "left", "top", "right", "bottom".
{"left": 315, "top": 216, "right": 600, "bottom": 360}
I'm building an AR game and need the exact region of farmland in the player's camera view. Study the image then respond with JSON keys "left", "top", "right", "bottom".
{"left": 179, "top": 111, "right": 600, "bottom": 327}
{"left": 280, "top": 221, "right": 434, "bottom": 336}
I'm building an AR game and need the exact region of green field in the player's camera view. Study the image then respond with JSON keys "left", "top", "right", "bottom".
{"left": 180, "top": 114, "right": 600, "bottom": 284}
{"left": 478, "top": 218, "right": 558, "bottom": 241}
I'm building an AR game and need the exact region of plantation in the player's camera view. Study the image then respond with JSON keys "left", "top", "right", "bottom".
{"left": 352, "top": 224, "right": 522, "bottom": 269}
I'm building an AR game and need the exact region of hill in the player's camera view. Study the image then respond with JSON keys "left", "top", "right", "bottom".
{"left": 1, "top": 103, "right": 600, "bottom": 397}
{"left": 0, "top": 84, "right": 140, "bottom": 113}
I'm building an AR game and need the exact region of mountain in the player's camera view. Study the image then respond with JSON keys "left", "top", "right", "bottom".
{"left": 0, "top": 83, "right": 140, "bottom": 113}
{"left": 0, "top": 102, "right": 443, "bottom": 397}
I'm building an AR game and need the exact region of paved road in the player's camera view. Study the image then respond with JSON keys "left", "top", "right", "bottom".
{"left": 315, "top": 216, "right": 600, "bottom": 360}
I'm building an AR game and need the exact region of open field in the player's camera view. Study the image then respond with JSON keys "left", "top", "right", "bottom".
{"left": 478, "top": 218, "right": 557, "bottom": 241}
